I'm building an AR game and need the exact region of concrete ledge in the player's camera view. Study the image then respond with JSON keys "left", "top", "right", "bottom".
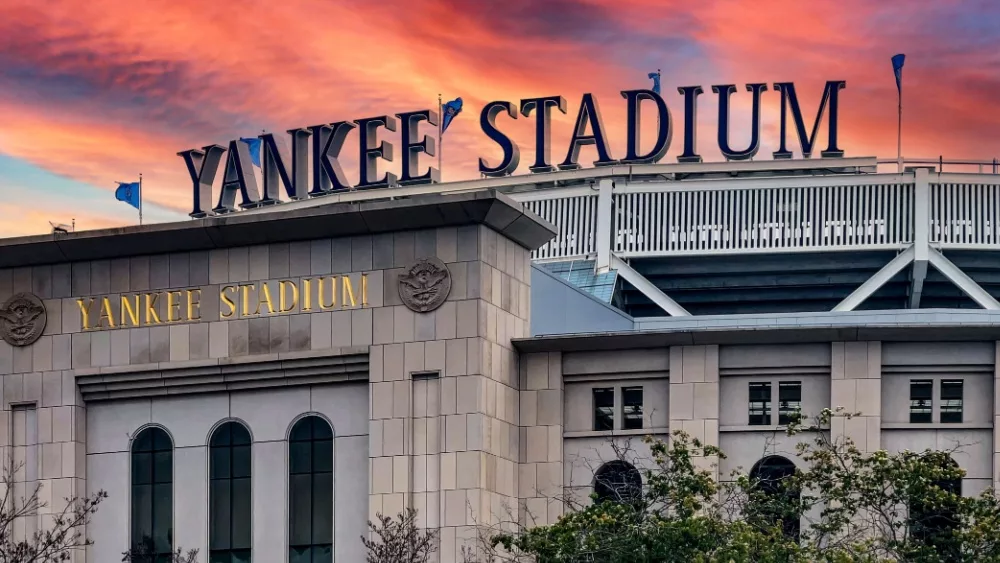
{"left": 0, "top": 190, "right": 557, "bottom": 267}
{"left": 75, "top": 348, "right": 369, "bottom": 402}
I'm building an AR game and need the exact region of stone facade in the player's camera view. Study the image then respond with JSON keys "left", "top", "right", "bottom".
{"left": 2, "top": 189, "right": 1000, "bottom": 562}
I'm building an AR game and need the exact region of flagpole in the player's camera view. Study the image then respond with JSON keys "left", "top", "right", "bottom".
{"left": 897, "top": 88, "right": 903, "bottom": 173}
{"left": 438, "top": 93, "right": 443, "bottom": 181}
{"left": 139, "top": 173, "right": 143, "bottom": 226}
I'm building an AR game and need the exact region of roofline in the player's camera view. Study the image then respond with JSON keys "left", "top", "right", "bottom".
{"left": 514, "top": 317, "right": 1000, "bottom": 352}
{"left": 0, "top": 190, "right": 557, "bottom": 268}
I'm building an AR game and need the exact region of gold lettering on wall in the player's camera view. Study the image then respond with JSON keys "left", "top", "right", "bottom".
{"left": 319, "top": 277, "right": 337, "bottom": 310}
{"left": 98, "top": 297, "right": 116, "bottom": 328}
{"left": 76, "top": 298, "right": 94, "bottom": 330}
{"left": 121, "top": 295, "right": 140, "bottom": 327}
{"left": 301, "top": 279, "right": 312, "bottom": 312}
{"left": 167, "top": 291, "right": 182, "bottom": 322}
{"left": 186, "top": 289, "right": 202, "bottom": 321}
{"left": 255, "top": 284, "right": 275, "bottom": 316}
{"left": 279, "top": 280, "right": 298, "bottom": 313}
{"left": 77, "top": 273, "right": 371, "bottom": 331}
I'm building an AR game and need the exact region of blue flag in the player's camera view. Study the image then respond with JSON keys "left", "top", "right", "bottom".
{"left": 240, "top": 137, "right": 262, "bottom": 167}
{"left": 115, "top": 181, "right": 141, "bottom": 210}
{"left": 891, "top": 54, "right": 905, "bottom": 95}
{"left": 648, "top": 72, "right": 661, "bottom": 95}
{"left": 441, "top": 97, "right": 463, "bottom": 134}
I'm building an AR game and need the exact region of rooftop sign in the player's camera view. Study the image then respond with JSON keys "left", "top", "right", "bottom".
{"left": 180, "top": 81, "right": 846, "bottom": 218}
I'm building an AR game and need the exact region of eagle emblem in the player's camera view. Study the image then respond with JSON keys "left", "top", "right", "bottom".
{"left": 0, "top": 293, "right": 47, "bottom": 347}
{"left": 398, "top": 257, "right": 452, "bottom": 313}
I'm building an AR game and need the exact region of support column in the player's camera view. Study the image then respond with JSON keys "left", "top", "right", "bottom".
{"left": 517, "top": 352, "right": 563, "bottom": 528}
{"left": 668, "top": 345, "right": 719, "bottom": 478}
{"left": 992, "top": 342, "right": 1000, "bottom": 491}
{"left": 910, "top": 167, "right": 931, "bottom": 308}
{"left": 830, "top": 342, "right": 882, "bottom": 453}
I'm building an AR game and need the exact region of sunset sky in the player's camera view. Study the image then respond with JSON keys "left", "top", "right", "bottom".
{"left": 1, "top": 0, "right": 998, "bottom": 237}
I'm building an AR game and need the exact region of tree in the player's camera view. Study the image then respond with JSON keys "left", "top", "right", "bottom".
{"left": 0, "top": 462, "right": 106, "bottom": 562}
{"left": 121, "top": 542, "right": 199, "bottom": 563}
{"left": 362, "top": 508, "right": 438, "bottom": 563}
{"left": 476, "top": 408, "right": 1000, "bottom": 562}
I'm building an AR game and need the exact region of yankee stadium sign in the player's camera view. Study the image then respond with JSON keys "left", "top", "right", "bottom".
{"left": 180, "top": 81, "right": 846, "bottom": 217}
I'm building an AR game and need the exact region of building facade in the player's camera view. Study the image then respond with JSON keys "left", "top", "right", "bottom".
{"left": 1, "top": 159, "right": 1000, "bottom": 561}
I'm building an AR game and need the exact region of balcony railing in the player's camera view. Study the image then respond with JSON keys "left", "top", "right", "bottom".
{"left": 510, "top": 169, "right": 1000, "bottom": 261}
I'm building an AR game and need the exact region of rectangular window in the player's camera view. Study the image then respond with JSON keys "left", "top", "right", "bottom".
{"left": 748, "top": 382, "right": 772, "bottom": 426}
{"left": 622, "top": 387, "right": 644, "bottom": 430}
{"left": 593, "top": 388, "right": 614, "bottom": 431}
{"left": 778, "top": 382, "right": 802, "bottom": 425}
{"left": 940, "top": 380, "right": 963, "bottom": 423}
{"left": 909, "top": 380, "right": 933, "bottom": 423}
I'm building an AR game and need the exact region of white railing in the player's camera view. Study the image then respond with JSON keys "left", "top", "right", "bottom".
{"left": 510, "top": 171, "right": 1000, "bottom": 260}
{"left": 521, "top": 194, "right": 599, "bottom": 260}
{"left": 614, "top": 182, "right": 914, "bottom": 256}
{"left": 930, "top": 182, "right": 1000, "bottom": 247}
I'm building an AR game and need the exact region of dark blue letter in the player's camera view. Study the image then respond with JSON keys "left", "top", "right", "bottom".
{"left": 519, "top": 96, "right": 567, "bottom": 173}
{"left": 259, "top": 128, "right": 310, "bottom": 205}
{"left": 620, "top": 89, "right": 671, "bottom": 164}
{"left": 213, "top": 140, "right": 262, "bottom": 213}
{"left": 479, "top": 101, "right": 520, "bottom": 177}
{"left": 356, "top": 116, "right": 397, "bottom": 189}
{"left": 713, "top": 83, "right": 768, "bottom": 160}
{"left": 179, "top": 144, "right": 226, "bottom": 218}
{"left": 395, "top": 110, "right": 439, "bottom": 185}
{"left": 309, "top": 121, "right": 356, "bottom": 195}
{"left": 772, "top": 80, "right": 846, "bottom": 159}
{"left": 676, "top": 86, "right": 703, "bottom": 163}
{"left": 559, "top": 93, "right": 617, "bottom": 169}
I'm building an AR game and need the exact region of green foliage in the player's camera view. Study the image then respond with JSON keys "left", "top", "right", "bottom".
{"left": 487, "top": 408, "right": 1000, "bottom": 563}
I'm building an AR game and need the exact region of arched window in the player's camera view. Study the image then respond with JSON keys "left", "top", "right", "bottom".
{"left": 749, "top": 455, "right": 800, "bottom": 540}
{"left": 289, "top": 416, "right": 333, "bottom": 563}
{"left": 131, "top": 427, "right": 173, "bottom": 562}
{"left": 909, "top": 456, "right": 962, "bottom": 551}
{"left": 593, "top": 460, "right": 642, "bottom": 505}
{"left": 210, "top": 421, "right": 252, "bottom": 563}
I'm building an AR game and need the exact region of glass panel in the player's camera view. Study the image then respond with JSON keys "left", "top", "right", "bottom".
{"left": 231, "top": 424, "right": 252, "bottom": 446}
{"left": 152, "top": 483, "right": 172, "bottom": 553}
{"left": 940, "top": 380, "right": 963, "bottom": 423}
{"left": 778, "top": 382, "right": 802, "bottom": 425}
{"left": 313, "top": 545, "right": 333, "bottom": 563}
{"left": 622, "top": 386, "right": 643, "bottom": 430}
{"left": 153, "top": 452, "right": 172, "bottom": 484}
{"left": 289, "top": 474, "right": 313, "bottom": 546}
{"left": 593, "top": 388, "right": 614, "bottom": 431}
{"left": 133, "top": 429, "right": 153, "bottom": 452}
{"left": 211, "top": 424, "right": 232, "bottom": 447}
{"left": 289, "top": 547, "right": 310, "bottom": 563}
{"left": 290, "top": 419, "right": 312, "bottom": 442}
{"left": 290, "top": 442, "right": 311, "bottom": 475}
{"left": 312, "top": 419, "right": 333, "bottom": 440}
{"left": 231, "top": 477, "right": 252, "bottom": 549}
{"left": 132, "top": 484, "right": 153, "bottom": 546}
{"left": 312, "top": 441, "right": 333, "bottom": 473}
{"left": 152, "top": 428, "right": 172, "bottom": 451}
{"left": 210, "top": 479, "right": 231, "bottom": 550}
{"left": 209, "top": 552, "right": 230, "bottom": 563}
{"left": 233, "top": 549, "right": 251, "bottom": 563}
{"left": 910, "top": 380, "right": 933, "bottom": 423}
{"left": 211, "top": 446, "right": 231, "bottom": 480}
{"left": 312, "top": 473, "right": 333, "bottom": 544}
{"left": 232, "top": 445, "right": 251, "bottom": 479}
{"left": 748, "top": 383, "right": 771, "bottom": 425}
{"left": 133, "top": 452, "right": 153, "bottom": 485}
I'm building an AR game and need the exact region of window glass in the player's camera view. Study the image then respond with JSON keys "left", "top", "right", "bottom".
{"left": 131, "top": 427, "right": 173, "bottom": 563}
{"left": 593, "top": 461, "right": 642, "bottom": 505}
{"left": 909, "top": 380, "right": 933, "bottom": 423}
{"left": 288, "top": 417, "right": 334, "bottom": 562}
{"left": 210, "top": 422, "right": 253, "bottom": 563}
{"left": 622, "top": 387, "right": 644, "bottom": 430}
{"left": 778, "top": 382, "right": 802, "bottom": 425}
{"left": 940, "top": 380, "right": 963, "bottom": 423}
{"left": 593, "top": 388, "right": 614, "bottom": 431}
{"left": 749, "top": 382, "right": 772, "bottom": 425}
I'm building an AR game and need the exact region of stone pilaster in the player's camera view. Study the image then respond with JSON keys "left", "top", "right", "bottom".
{"left": 830, "top": 342, "right": 882, "bottom": 452}
{"left": 517, "top": 351, "right": 563, "bottom": 528}
{"left": 669, "top": 345, "right": 720, "bottom": 477}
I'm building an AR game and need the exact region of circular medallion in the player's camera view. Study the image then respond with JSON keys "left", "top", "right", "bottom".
{"left": 398, "top": 257, "right": 453, "bottom": 313}
{"left": 0, "top": 292, "right": 47, "bottom": 347}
